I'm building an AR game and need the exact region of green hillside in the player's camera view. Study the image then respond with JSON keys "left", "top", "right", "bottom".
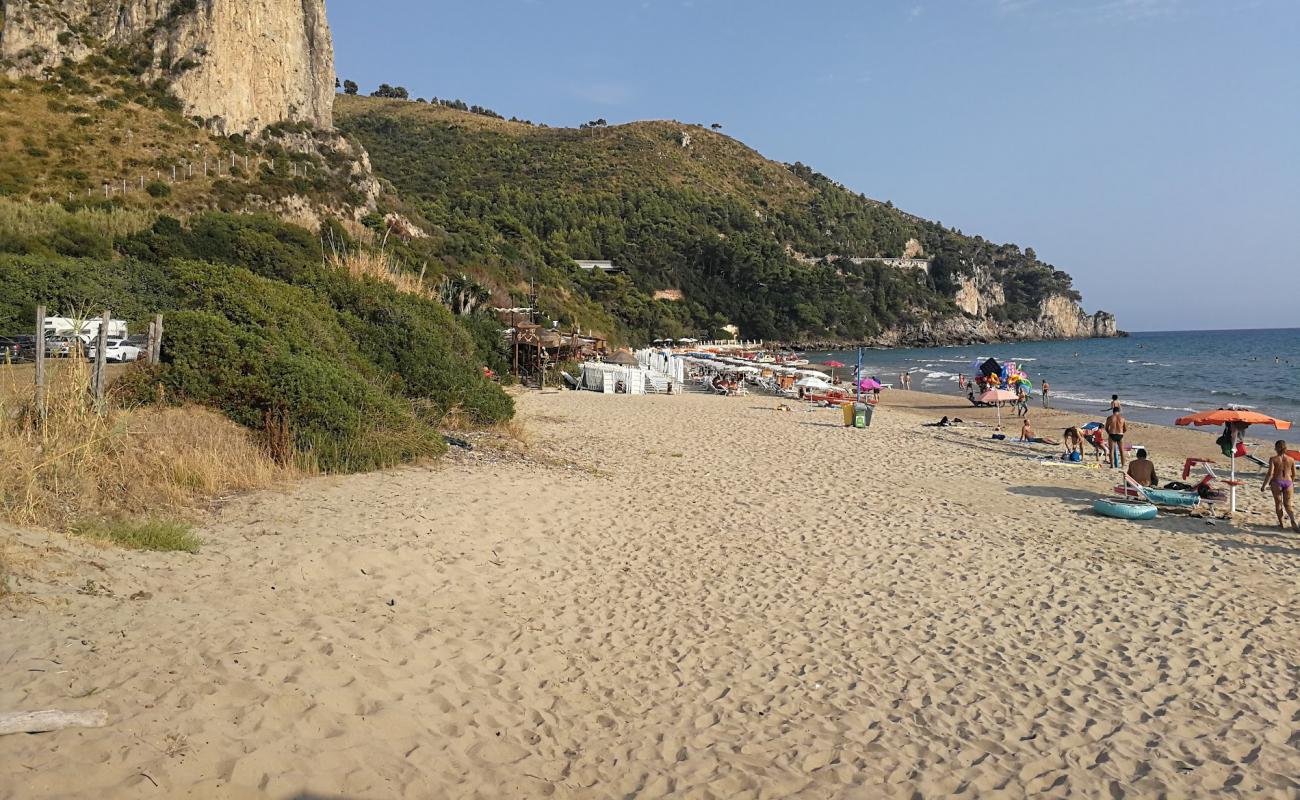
{"left": 336, "top": 95, "right": 1086, "bottom": 343}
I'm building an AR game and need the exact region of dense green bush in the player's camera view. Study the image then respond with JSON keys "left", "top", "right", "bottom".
{"left": 2, "top": 211, "right": 513, "bottom": 472}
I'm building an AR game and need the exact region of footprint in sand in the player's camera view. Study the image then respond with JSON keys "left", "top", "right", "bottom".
{"left": 467, "top": 738, "right": 530, "bottom": 765}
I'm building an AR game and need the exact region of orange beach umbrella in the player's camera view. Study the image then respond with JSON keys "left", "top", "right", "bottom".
{"left": 1175, "top": 408, "right": 1292, "bottom": 512}
{"left": 1175, "top": 409, "right": 1292, "bottom": 430}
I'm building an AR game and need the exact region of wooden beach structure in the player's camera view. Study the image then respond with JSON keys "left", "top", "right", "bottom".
{"left": 507, "top": 322, "right": 607, "bottom": 382}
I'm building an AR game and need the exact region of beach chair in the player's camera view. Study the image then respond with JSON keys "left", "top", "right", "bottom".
{"left": 1114, "top": 473, "right": 1201, "bottom": 508}
{"left": 644, "top": 373, "right": 670, "bottom": 394}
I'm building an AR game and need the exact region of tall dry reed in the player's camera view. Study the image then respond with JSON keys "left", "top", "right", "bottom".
{"left": 0, "top": 360, "right": 296, "bottom": 530}
{"left": 0, "top": 197, "right": 156, "bottom": 241}
{"left": 323, "top": 228, "right": 434, "bottom": 300}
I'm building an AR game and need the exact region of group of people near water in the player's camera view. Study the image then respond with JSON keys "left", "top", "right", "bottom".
{"left": 1012, "top": 393, "right": 1297, "bottom": 532}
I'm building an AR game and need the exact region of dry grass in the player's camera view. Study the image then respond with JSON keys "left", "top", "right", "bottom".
{"left": 440, "top": 403, "right": 534, "bottom": 456}
{"left": 0, "top": 75, "right": 226, "bottom": 206}
{"left": 324, "top": 235, "right": 434, "bottom": 300}
{"left": 0, "top": 197, "right": 156, "bottom": 240}
{"left": 0, "top": 359, "right": 297, "bottom": 531}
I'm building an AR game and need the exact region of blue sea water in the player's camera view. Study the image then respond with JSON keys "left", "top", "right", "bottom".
{"left": 813, "top": 328, "right": 1300, "bottom": 428}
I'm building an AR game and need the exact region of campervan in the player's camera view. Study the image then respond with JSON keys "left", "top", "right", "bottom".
{"left": 43, "top": 316, "right": 128, "bottom": 345}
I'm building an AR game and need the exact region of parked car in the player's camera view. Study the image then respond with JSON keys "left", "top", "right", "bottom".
{"left": 44, "top": 337, "right": 79, "bottom": 358}
{"left": 87, "top": 338, "right": 143, "bottom": 363}
{"left": 0, "top": 335, "right": 33, "bottom": 362}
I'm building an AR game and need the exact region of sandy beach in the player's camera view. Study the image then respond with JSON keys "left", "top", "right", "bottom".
{"left": 3, "top": 387, "right": 1299, "bottom": 798}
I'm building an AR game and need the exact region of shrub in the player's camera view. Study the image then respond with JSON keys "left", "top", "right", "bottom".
{"left": 145, "top": 180, "right": 171, "bottom": 198}
{"left": 5, "top": 211, "right": 513, "bottom": 475}
{"left": 72, "top": 519, "right": 201, "bottom": 553}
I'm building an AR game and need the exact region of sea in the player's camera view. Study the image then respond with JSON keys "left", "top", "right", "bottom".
{"left": 811, "top": 328, "right": 1300, "bottom": 428}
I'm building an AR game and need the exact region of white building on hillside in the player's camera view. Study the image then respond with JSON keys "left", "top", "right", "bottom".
{"left": 574, "top": 259, "right": 622, "bottom": 273}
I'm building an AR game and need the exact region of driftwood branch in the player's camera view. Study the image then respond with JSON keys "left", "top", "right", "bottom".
{"left": 0, "top": 709, "right": 108, "bottom": 735}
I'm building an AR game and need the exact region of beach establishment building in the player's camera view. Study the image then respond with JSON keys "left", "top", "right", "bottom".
{"left": 507, "top": 322, "right": 608, "bottom": 378}
{"left": 573, "top": 259, "right": 622, "bottom": 273}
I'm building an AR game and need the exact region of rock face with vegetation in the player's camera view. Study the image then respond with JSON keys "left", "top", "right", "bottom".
{"left": 335, "top": 96, "right": 1120, "bottom": 346}
{"left": 0, "top": 0, "right": 334, "bottom": 135}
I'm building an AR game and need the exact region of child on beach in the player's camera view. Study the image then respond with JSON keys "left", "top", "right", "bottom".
{"left": 1261, "top": 440, "right": 1298, "bottom": 531}
{"left": 1088, "top": 427, "right": 1109, "bottom": 463}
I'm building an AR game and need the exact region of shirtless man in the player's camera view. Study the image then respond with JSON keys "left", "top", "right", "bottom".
{"left": 1020, "top": 418, "right": 1036, "bottom": 442}
{"left": 1261, "top": 440, "right": 1298, "bottom": 531}
{"left": 1105, "top": 408, "right": 1128, "bottom": 466}
{"left": 1127, "top": 448, "right": 1158, "bottom": 487}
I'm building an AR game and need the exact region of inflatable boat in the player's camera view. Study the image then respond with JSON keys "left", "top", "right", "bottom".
{"left": 1093, "top": 497, "right": 1158, "bottom": 521}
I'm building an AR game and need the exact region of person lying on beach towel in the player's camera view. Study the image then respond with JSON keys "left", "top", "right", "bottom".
{"left": 922, "top": 416, "right": 965, "bottom": 427}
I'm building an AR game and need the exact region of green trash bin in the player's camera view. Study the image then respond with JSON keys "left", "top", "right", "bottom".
{"left": 854, "top": 402, "right": 873, "bottom": 428}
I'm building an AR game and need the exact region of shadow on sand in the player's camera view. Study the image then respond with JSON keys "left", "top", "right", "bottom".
{"left": 1007, "top": 485, "right": 1300, "bottom": 555}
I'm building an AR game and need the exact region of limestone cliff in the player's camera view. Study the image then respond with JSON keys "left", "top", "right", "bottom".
{"left": 0, "top": 0, "right": 334, "bottom": 135}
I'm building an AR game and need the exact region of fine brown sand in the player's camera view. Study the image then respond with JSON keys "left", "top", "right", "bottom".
{"left": 2, "top": 388, "right": 1299, "bottom": 798}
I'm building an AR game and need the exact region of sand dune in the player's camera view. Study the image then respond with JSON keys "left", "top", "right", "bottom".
{"left": 2, "top": 390, "right": 1298, "bottom": 797}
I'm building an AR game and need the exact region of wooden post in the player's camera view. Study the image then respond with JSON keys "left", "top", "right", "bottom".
{"left": 511, "top": 311, "right": 519, "bottom": 378}
{"left": 151, "top": 314, "right": 164, "bottom": 363}
{"left": 93, "top": 310, "right": 110, "bottom": 411}
{"left": 33, "top": 305, "right": 46, "bottom": 419}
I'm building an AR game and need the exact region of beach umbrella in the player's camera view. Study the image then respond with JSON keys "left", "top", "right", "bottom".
{"left": 978, "top": 387, "right": 1019, "bottom": 428}
{"left": 858, "top": 378, "right": 882, "bottom": 391}
{"left": 823, "top": 360, "right": 845, "bottom": 381}
{"left": 795, "top": 376, "right": 832, "bottom": 388}
{"left": 1176, "top": 408, "right": 1292, "bottom": 512}
{"left": 607, "top": 350, "right": 640, "bottom": 366}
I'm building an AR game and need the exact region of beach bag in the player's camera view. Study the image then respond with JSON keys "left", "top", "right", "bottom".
{"left": 1069, "top": 452, "right": 1082, "bottom": 462}
{"left": 1216, "top": 429, "right": 1233, "bottom": 457}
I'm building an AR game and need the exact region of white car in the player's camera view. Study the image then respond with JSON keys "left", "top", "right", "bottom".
{"left": 87, "top": 338, "right": 143, "bottom": 363}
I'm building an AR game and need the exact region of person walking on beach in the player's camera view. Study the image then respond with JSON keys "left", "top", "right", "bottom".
{"left": 1110, "top": 394, "right": 1120, "bottom": 414}
{"left": 1105, "top": 408, "right": 1128, "bottom": 467}
{"left": 1127, "top": 448, "right": 1158, "bottom": 487}
{"left": 1041, "top": 379, "right": 1050, "bottom": 408}
{"left": 1261, "top": 440, "right": 1298, "bottom": 531}
{"left": 1015, "top": 384, "right": 1029, "bottom": 417}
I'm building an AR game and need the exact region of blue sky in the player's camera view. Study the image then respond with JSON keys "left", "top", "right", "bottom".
{"left": 329, "top": 0, "right": 1299, "bottom": 331}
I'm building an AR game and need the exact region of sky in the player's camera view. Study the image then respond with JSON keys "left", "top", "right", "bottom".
{"left": 328, "top": 0, "right": 1299, "bottom": 332}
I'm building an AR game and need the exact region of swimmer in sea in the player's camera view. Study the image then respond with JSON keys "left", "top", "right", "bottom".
{"left": 1261, "top": 440, "right": 1298, "bottom": 531}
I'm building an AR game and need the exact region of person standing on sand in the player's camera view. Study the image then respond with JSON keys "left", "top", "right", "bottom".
{"left": 1110, "top": 394, "right": 1120, "bottom": 414}
{"left": 1261, "top": 440, "right": 1298, "bottom": 531}
{"left": 1041, "top": 380, "right": 1050, "bottom": 408}
{"left": 1105, "top": 408, "right": 1128, "bottom": 467}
